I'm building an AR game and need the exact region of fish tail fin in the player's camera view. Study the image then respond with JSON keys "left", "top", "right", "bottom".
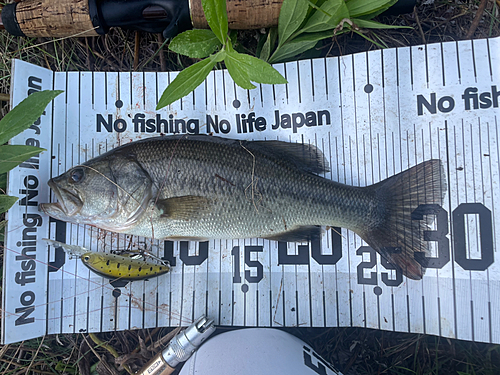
{"left": 359, "top": 159, "right": 446, "bottom": 280}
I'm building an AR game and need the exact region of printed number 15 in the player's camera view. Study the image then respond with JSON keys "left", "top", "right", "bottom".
{"left": 232, "top": 246, "right": 263, "bottom": 284}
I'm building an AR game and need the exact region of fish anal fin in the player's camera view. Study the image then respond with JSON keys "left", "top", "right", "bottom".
{"left": 264, "top": 225, "right": 321, "bottom": 242}
{"left": 158, "top": 196, "right": 211, "bottom": 221}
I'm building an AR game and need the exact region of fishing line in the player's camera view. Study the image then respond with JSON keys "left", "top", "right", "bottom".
{"left": 150, "top": 134, "right": 189, "bottom": 239}
{"left": 1, "top": 243, "right": 192, "bottom": 325}
{"left": 239, "top": 141, "right": 262, "bottom": 212}
{"left": 75, "top": 164, "right": 143, "bottom": 208}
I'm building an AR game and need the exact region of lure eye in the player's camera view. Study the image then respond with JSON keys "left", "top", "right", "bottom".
{"left": 83, "top": 255, "right": 90, "bottom": 262}
{"left": 70, "top": 168, "right": 85, "bottom": 183}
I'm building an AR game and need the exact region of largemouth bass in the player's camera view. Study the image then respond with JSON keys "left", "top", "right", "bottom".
{"left": 40, "top": 135, "right": 445, "bottom": 280}
{"left": 43, "top": 239, "right": 170, "bottom": 280}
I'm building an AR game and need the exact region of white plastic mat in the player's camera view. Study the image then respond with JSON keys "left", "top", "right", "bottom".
{"left": 3, "top": 37, "right": 500, "bottom": 344}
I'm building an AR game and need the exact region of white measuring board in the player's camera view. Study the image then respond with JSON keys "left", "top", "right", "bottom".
{"left": 3, "top": 37, "right": 500, "bottom": 344}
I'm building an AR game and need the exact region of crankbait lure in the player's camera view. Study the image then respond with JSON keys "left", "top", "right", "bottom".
{"left": 44, "top": 239, "right": 170, "bottom": 280}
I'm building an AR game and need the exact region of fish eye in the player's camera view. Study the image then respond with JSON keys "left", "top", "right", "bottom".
{"left": 83, "top": 255, "right": 90, "bottom": 262}
{"left": 70, "top": 168, "right": 85, "bottom": 183}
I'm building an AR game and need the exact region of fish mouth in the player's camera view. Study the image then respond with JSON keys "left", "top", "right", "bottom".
{"left": 39, "top": 179, "right": 83, "bottom": 217}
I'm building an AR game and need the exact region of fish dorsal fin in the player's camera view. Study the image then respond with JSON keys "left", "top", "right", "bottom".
{"left": 129, "top": 135, "right": 329, "bottom": 175}
{"left": 263, "top": 225, "right": 322, "bottom": 242}
{"left": 157, "top": 196, "right": 211, "bottom": 221}
{"left": 247, "top": 141, "right": 329, "bottom": 175}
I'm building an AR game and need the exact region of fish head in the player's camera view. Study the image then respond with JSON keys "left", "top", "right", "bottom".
{"left": 41, "top": 161, "right": 116, "bottom": 221}
{"left": 40, "top": 153, "right": 153, "bottom": 231}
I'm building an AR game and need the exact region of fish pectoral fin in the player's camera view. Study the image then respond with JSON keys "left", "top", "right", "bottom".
{"left": 263, "top": 225, "right": 321, "bottom": 242}
{"left": 157, "top": 196, "right": 211, "bottom": 221}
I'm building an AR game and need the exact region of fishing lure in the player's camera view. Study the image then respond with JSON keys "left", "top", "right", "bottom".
{"left": 44, "top": 239, "right": 170, "bottom": 280}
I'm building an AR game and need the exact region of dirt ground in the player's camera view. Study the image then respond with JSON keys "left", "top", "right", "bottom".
{"left": 0, "top": 0, "right": 500, "bottom": 374}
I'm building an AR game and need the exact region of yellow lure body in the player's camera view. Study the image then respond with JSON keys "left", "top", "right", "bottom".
{"left": 81, "top": 252, "right": 170, "bottom": 280}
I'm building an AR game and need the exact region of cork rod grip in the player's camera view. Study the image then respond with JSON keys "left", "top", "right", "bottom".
{"left": 15, "top": 0, "right": 98, "bottom": 37}
{"left": 189, "top": 0, "right": 283, "bottom": 29}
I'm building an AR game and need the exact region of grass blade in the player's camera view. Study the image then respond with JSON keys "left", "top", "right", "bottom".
{"left": 0, "top": 220, "right": 7, "bottom": 242}
{"left": 352, "top": 18, "right": 411, "bottom": 29}
{"left": 0, "top": 173, "right": 6, "bottom": 192}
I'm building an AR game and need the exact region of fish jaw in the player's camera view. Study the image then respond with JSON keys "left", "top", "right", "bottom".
{"left": 39, "top": 179, "right": 83, "bottom": 221}
{"left": 39, "top": 202, "right": 82, "bottom": 224}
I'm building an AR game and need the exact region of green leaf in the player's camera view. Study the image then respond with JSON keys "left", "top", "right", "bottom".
{"left": 259, "top": 28, "right": 278, "bottom": 62}
{"left": 346, "top": 0, "right": 396, "bottom": 18}
{"left": 269, "top": 39, "right": 319, "bottom": 63}
{"left": 201, "top": 0, "right": 228, "bottom": 44}
{"left": 169, "top": 30, "right": 221, "bottom": 58}
{"left": 300, "top": 0, "right": 349, "bottom": 34}
{"left": 351, "top": 18, "right": 411, "bottom": 29}
{"left": 0, "top": 90, "right": 63, "bottom": 146}
{"left": 0, "top": 195, "right": 18, "bottom": 214}
{"left": 305, "top": 0, "right": 330, "bottom": 15}
{"left": 55, "top": 362, "right": 77, "bottom": 374}
{"left": 226, "top": 51, "right": 288, "bottom": 85}
{"left": 157, "top": 55, "right": 219, "bottom": 110}
{"left": 355, "top": 0, "right": 398, "bottom": 19}
{"left": 214, "top": 49, "right": 227, "bottom": 62}
{"left": 269, "top": 30, "right": 334, "bottom": 63}
{"left": 278, "top": 0, "right": 310, "bottom": 46}
{"left": 90, "top": 362, "right": 99, "bottom": 375}
{"left": 298, "top": 29, "right": 339, "bottom": 41}
{"left": 225, "top": 55, "right": 256, "bottom": 90}
{"left": 0, "top": 145, "right": 45, "bottom": 175}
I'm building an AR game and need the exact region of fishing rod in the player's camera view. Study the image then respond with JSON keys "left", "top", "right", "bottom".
{"left": 0, "top": 0, "right": 416, "bottom": 39}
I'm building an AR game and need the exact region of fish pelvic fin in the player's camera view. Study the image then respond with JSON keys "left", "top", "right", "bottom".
{"left": 359, "top": 159, "right": 446, "bottom": 280}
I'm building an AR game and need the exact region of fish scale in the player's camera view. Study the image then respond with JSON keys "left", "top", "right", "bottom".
{"left": 40, "top": 135, "right": 446, "bottom": 280}
{"left": 129, "top": 137, "right": 368, "bottom": 238}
